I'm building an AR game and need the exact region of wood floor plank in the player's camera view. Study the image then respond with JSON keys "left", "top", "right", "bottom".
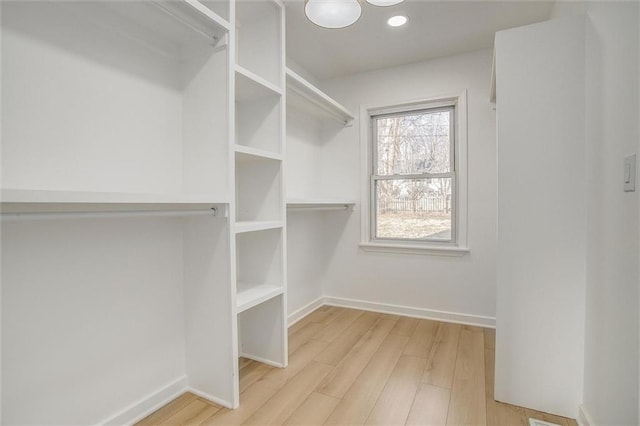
{"left": 422, "top": 322, "right": 462, "bottom": 389}
{"left": 364, "top": 355, "right": 426, "bottom": 425}
{"left": 240, "top": 360, "right": 274, "bottom": 393}
{"left": 239, "top": 357, "right": 253, "bottom": 370}
{"left": 289, "top": 306, "right": 336, "bottom": 335}
{"left": 312, "top": 308, "right": 364, "bottom": 342}
{"left": 288, "top": 322, "right": 326, "bottom": 354}
{"left": 283, "top": 392, "right": 340, "bottom": 425}
{"left": 242, "top": 361, "right": 334, "bottom": 425}
{"left": 202, "top": 380, "right": 280, "bottom": 425}
{"left": 136, "top": 393, "right": 198, "bottom": 426}
{"left": 484, "top": 327, "right": 496, "bottom": 350}
{"left": 404, "top": 318, "right": 439, "bottom": 358}
{"left": 161, "top": 399, "right": 219, "bottom": 425}
{"left": 405, "top": 383, "right": 450, "bottom": 426}
{"left": 260, "top": 338, "right": 329, "bottom": 389}
{"left": 306, "top": 305, "right": 339, "bottom": 324}
{"left": 389, "top": 316, "right": 419, "bottom": 337}
{"left": 315, "top": 315, "right": 398, "bottom": 398}
{"left": 142, "top": 308, "right": 581, "bottom": 426}
{"left": 314, "top": 311, "right": 380, "bottom": 366}
{"left": 324, "top": 332, "right": 409, "bottom": 425}
{"left": 446, "top": 328, "right": 486, "bottom": 426}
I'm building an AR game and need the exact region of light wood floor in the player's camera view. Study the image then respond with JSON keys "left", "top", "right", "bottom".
{"left": 137, "top": 306, "right": 578, "bottom": 426}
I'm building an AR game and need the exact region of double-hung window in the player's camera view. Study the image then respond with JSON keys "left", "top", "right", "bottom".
{"left": 361, "top": 93, "right": 468, "bottom": 255}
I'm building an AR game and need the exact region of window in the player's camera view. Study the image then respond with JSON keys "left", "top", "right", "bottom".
{"left": 360, "top": 93, "right": 468, "bottom": 255}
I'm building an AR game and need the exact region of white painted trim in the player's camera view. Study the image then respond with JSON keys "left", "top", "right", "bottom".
{"left": 287, "top": 296, "right": 325, "bottom": 327}
{"left": 359, "top": 242, "right": 469, "bottom": 257}
{"left": 239, "top": 353, "right": 286, "bottom": 368}
{"left": 186, "top": 387, "right": 233, "bottom": 409}
{"left": 577, "top": 405, "right": 594, "bottom": 426}
{"left": 323, "top": 296, "right": 496, "bottom": 328}
{"left": 100, "top": 376, "right": 188, "bottom": 426}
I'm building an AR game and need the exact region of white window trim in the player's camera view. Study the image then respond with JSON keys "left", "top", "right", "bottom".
{"left": 359, "top": 91, "right": 469, "bottom": 256}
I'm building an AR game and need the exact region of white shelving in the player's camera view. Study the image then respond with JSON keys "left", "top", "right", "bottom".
{"left": 1, "top": 1, "right": 236, "bottom": 423}
{"left": 235, "top": 220, "right": 283, "bottom": 233}
{"left": 1, "top": 189, "right": 227, "bottom": 214}
{"left": 231, "top": 0, "right": 287, "bottom": 409}
{"left": 235, "top": 145, "right": 283, "bottom": 162}
{"left": 236, "top": 283, "right": 284, "bottom": 313}
{"left": 236, "top": 65, "right": 282, "bottom": 101}
{"left": 286, "top": 68, "right": 354, "bottom": 125}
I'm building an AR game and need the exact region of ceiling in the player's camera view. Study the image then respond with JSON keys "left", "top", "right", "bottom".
{"left": 284, "top": 0, "right": 554, "bottom": 80}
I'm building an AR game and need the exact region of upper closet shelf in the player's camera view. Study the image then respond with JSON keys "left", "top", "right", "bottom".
{"left": 287, "top": 199, "right": 356, "bottom": 211}
{"left": 286, "top": 68, "right": 355, "bottom": 125}
{"left": 100, "top": 0, "right": 230, "bottom": 48}
{"left": 236, "top": 65, "right": 282, "bottom": 102}
{"left": 1, "top": 189, "right": 227, "bottom": 215}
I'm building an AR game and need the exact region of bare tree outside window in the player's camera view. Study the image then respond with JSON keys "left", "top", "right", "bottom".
{"left": 372, "top": 107, "right": 455, "bottom": 242}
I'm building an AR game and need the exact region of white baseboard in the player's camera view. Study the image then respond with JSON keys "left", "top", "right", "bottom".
{"left": 186, "top": 387, "right": 233, "bottom": 409}
{"left": 577, "top": 405, "right": 595, "bottom": 426}
{"left": 287, "top": 296, "right": 324, "bottom": 327}
{"left": 239, "top": 352, "right": 285, "bottom": 368}
{"left": 323, "top": 296, "right": 496, "bottom": 328}
{"left": 100, "top": 376, "right": 188, "bottom": 426}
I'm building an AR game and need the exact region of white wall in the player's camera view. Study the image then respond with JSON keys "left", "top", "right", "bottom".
{"left": 1, "top": 218, "right": 187, "bottom": 424}
{"left": 551, "top": 2, "right": 640, "bottom": 425}
{"left": 318, "top": 49, "right": 497, "bottom": 324}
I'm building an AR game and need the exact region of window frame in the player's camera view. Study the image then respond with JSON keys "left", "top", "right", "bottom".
{"left": 359, "top": 92, "right": 469, "bottom": 256}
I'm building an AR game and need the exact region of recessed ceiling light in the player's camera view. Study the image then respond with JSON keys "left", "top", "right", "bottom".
{"left": 387, "top": 15, "right": 407, "bottom": 27}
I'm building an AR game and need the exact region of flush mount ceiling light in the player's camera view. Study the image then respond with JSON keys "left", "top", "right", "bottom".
{"left": 366, "top": 0, "right": 404, "bottom": 6}
{"left": 305, "top": 0, "right": 405, "bottom": 29}
{"left": 305, "top": 0, "right": 362, "bottom": 29}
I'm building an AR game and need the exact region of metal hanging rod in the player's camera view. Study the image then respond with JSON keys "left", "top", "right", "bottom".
{"left": 1, "top": 208, "right": 218, "bottom": 222}
{"left": 287, "top": 205, "right": 353, "bottom": 211}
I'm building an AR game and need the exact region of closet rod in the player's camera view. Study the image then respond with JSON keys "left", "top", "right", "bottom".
{"left": 1, "top": 208, "right": 218, "bottom": 222}
{"left": 153, "top": 1, "right": 221, "bottom": 46}
{"left": 287, "top": 205, "right": 352, "bottom": 211}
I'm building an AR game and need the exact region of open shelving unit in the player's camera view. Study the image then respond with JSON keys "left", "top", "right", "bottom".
{"left": 2, "top": 0, "right": 288, "bottom": 422}
{"left": 1, "top": 1, "right": 236, "bottom": 423}
{"left": 284, "top": 65, "right": 357, "bottom": 320}
{"left": 230, "top": 0, "right": 288, "bottom": 408}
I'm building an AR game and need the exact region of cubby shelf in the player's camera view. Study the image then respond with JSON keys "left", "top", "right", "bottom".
{"left": 236, "top": 283, "right": 284, "bottom": 313}
{"left": 235, "top": 220, "right": 283, "bottom": 234}
{"left": 235, "top": 145, "right": 283, "bottom": 162}
{"left": 286, "top": 68, "right": 354, "bottom": 125}
{"left": 236, "top": 65, "right": 282, "bottom": 102}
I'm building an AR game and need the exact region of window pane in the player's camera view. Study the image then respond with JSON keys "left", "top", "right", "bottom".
{"left": 375, "top": 178, "right": 452, "bottom": 241}
{"left": 376, "top": 109, "right": 451, "bottom": 176}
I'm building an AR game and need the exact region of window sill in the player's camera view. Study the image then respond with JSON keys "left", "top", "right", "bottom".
{"left": 359, "top": 242, "right": 469, "bottom": 257}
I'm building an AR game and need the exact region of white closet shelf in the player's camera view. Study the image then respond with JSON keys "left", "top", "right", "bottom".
{"left": 286, "top": 68, "right": 355, "bottom": 125}
{"left": 286, "top": 199, "right": 356, "bottom": 211}
{"left": 1, "top": 189, "right": 227, "bottom": 214}
{"left": 234, "top": 220, "right": 283, "bottom": 233}
{"left": 100, "top": 0, "right": 230, "bottom": 48}
{"left": 236, "top": 65, "right": 282, "bottom": 102}
{"left": 236, "top": 283, "right": 284, "bottom": 313}
{"left": 235, "top": 145, "right": 283, "bottom": 162}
